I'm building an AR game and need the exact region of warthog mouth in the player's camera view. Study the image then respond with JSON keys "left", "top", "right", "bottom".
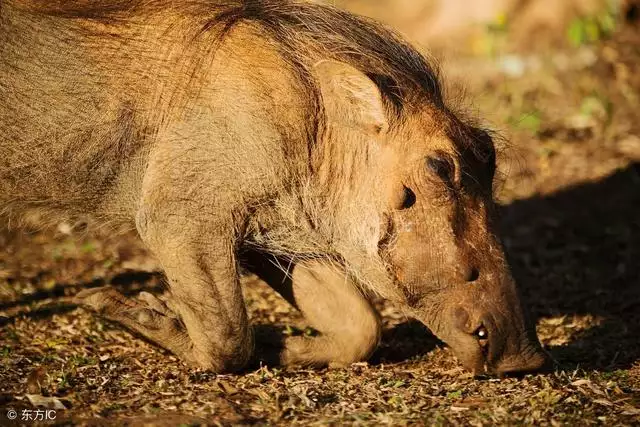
{"left": 422, "top": 303, "right": 552, "bottom": 378}
{"left": 489, "top": 347, "right": 553, "bottom": 377}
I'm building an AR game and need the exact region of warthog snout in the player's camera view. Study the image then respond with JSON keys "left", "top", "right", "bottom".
{"left": 448, "top": 303, "right": 551, "bottom": 376}
{"left": 493, "top": 347, "right": 551, "bottom": 377}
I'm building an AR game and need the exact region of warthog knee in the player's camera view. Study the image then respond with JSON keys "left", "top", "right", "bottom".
{"left": 192, "top": 330, "right": 254, "bottom": 372}
{"left": 334, "top": 313, "right": 382, "bottom": 364}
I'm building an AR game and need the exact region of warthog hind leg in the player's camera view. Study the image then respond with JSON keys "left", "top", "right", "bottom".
{"left": 246, "top": 253, "right": 381, "bottom": 368}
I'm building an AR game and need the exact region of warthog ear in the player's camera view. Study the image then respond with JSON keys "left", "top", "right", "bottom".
{"left": 313, "top": 60, "right": 388, "bottom": 134}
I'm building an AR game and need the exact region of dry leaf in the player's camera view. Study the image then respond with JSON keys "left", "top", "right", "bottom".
{"left": 25, "top": 394, "right": 68, "bottom": 410}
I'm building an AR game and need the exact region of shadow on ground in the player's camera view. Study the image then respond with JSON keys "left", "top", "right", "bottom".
{"left": 0, "top": 271, "right": 165, "bottom": 327}
{"left": 500, "top": 162, "right": 640, "bottom": 371}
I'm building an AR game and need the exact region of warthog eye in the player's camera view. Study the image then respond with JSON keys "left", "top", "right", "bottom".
{"left": 426, "top": 152, "right": 455, "bottom": 183}
{"left": 400, "top": 186, "right": 416, "bottom": 210}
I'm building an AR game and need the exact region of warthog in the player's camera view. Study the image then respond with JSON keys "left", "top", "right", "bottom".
{"left": 0, "top": 0, "right": 549, "bottom": 375}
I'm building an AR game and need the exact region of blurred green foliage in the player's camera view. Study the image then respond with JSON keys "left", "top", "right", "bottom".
{"left": 477, "top": 13, "right": 510, "bottom": 56}
{"left": 567, "top": 2, "right": 618, "bottom": 46}
{"left": 579, "top": 94, "right": 613, "bottom": 124}
{"left": 510, "top": 111, "right": 543, "bottom": 135}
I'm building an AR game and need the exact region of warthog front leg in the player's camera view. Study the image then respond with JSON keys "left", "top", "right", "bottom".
{"left": 75, "top": 286, "right": 195, "bottom": 363}
{"left": 247, "top": 253, "right": 381, "bottom": 368}
{"left": 77, "top": 208, "right": 253, "bottom": 372}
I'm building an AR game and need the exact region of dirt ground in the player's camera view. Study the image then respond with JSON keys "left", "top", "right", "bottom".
{"left": 1, "top": 4, "right": 640, "bottom": 427}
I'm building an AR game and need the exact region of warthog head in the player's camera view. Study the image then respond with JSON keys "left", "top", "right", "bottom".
{"left": 380, "top": 113, "right": 550, "bottom": 376}
{"left": 314, "top": 60, "right": 549, "bottom": 376}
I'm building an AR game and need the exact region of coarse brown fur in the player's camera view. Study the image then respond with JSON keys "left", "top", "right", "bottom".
{"left": 1, "top": 0, "right": 548, "bottom": 374}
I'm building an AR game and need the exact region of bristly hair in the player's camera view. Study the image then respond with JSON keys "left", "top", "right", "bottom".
{"left": 9, "top": 0, "right": 445, "bottom": 120}
{"left": 204, "top": 0, "right": 445, "bottom": 119}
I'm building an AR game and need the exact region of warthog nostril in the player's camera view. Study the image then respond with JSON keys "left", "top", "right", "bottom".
{"left": 466, "top": 267, "right": 480, "bottom": 282}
